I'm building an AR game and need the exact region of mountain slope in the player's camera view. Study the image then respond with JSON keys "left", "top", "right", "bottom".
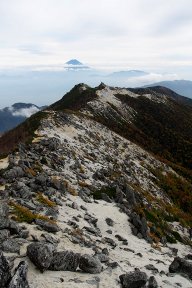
{"left": 0, "top": 83, "right": 192, "bottom": 287}
{"left": 144, "top": 80, "right": 192, "bottom": 101}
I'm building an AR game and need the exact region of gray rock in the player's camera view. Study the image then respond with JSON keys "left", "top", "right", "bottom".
{"left": 41, "top": 233, "right": 60, "bottom": 245}
{"left": 148, "top": 276, "right": 158, "bottom": 288}
{"left": 0, "top": 230, "right": 10, "bottom": 243}
{"left": 50, "top": 251, "right": 80, "bottom": 271}
{"left": 0, "top": 202, "right": 9, "bottom": 229}
{"left": 8, "top": 220, "right": 21, "bottom": 235}
{"left": 101, "top": 193, "right": 112, "bottom": 203}
{"left": 125, "top": 185, "right": 136, "bottom": 206}
{"left": 104, "top": 237, "right": 116, "bottom": 247}
{"left": 102, "top": 248, "right": 109, "bottom": 255}
{"left": 84, "top": 226, "right": 101, "bottom": 237}
{"left": 45, "top": 207, "right": 59, "bottom": 219}
{"left": 108, "top": 261, "right": 118, "bottom": 269}
{"left": 1, "top": 239, "right": 21, "bottom": 254}
{"left": 115, "top": 186, "right": 124, "bottom": 204}
{"left": 95, "top": 253, "right": 109, "bottom": 263}
{"left": 72, "top": 202, "right": 79, "bottom": 210}
{"left": 8, "top": 261, "right": 29, "bottom": 288}
{"left": 35, "top": 175, "right": 47, "bottom": 186}
{"left": 80, "top": 205, "right": 87, "bottom": 211}
{"left": 145, "top": 264, "right": 158, "bottom": 273}
{"left": 0, "top": 202, "right": 9, "bottom": 217}
{"left": 5, "top": 167, "right": 24, "bottom": 179}
{"left": 185, "top": 254, "right": 192, "bottom": 260}
{"left": 0, "top": 251, "right": 11, "bottom": 287}
{"left": 79, "top": 254, "right": 102, "bottom": 274}
{"left": 169, "top": 257, "right": 192, "bottom": 280}
{"left": 27, "top": 242, "right": 55, "bottom": 272}
{"left": 105, "top": 218, "right": 114, "bottom": 227}
{"left": 119, "top": 270, "right": 148, "bottom": 288}
{"left": 35, "top": 219, "right": 60, "bottom": 233}
{"left": 115, "top": 234, "right": 127, "bottom": 242}
{"left": 130, "top": 212, "right": 150, "bottom": 241}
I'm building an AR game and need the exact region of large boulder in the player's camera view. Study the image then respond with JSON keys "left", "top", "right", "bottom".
{"left": 79, "top": 254, "right": 102, "bottom": 274}
{"left": 8, "top": 261, "right": 29, "bottom": 288}
{"left": 0, "top": 251, "right": 11, "bottom": 288}
{"left": 119, "top": 270, "right": 148, "bottom": 288}
{"left": 169, "top": 257, "right": 192, "bottom": 280}
{"left": 49, "top": 251, "right": 80, "bottom": 271}
{"left": 27, "top": 242, "right": 55, "bottom": 272}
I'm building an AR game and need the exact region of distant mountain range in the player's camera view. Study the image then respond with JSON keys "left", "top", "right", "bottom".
{"left": 144, "top": 80, "right": 192, "bottom": 99}
{"left": 0, "top": 103, "right": 44, "bottom": 133}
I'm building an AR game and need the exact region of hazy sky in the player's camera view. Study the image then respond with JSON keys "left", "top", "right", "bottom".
{"left": 0, "top": 0, "right": 192, "bottom": 77}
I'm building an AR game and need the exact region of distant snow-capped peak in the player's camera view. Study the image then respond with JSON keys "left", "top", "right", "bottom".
{"left": 64, "top": 59, "right": 90, "bottom": 70}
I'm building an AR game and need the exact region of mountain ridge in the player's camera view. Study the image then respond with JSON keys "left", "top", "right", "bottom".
{"left": 0, "top": 83, "right": 192, "bottom": 287}
{"left": 144, "top": 79, "right": 192, "bottom": 100}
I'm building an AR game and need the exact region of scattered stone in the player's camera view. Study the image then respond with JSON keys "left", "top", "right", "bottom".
{"left": 169, "top": 257, "right": 192, "bottom": 280}
{"left": 115, "top": 234, "right": 127, "bottom": 242}
{"left": 50, "top": 251, "right": 80, "bottom": 271}
{"left": 80, "top": 205, "right": 87, "bottom": 211}
{"left": 105, "top": 218, "right": 114, "bottom": 227}
{"left": 27, "top": 242, "right": 55, "bottom": 272}
{"left": 96, "top": 253, "right": 109, "bottom": 263}
{"left": 0, "top": 202, "right": 9, "bottom": 229}
{"left": 104, "top": 237, "right": 116, "bottom": 247}
{"left": 170, "top": 247, "right": 178, "bottom": 256}
{"left": 35, "top": 219, "right": 60, "bottom": 233}
{"left": 125, "top": 185, "right": 136, "bottom": 207}
{"left": 102, "top": 248, "right": 109, "bottom": 255}
{"left": 0, "top": 251, "right": 11, "bottom": 287}
{"left": 41, "top": 233, "right": 60, "bottom": 245}
{"left": 0, "top": 230, "right": 10, "bottom": 243}
{"left": 185, "top": 254, "right": 192, "bottom": 260}
{"left": 8, "top": 261, "right": 29, "bottom": 288}
{"left": 145, "top": 264, "right": 158, "bottom": 273}
{"left": 108, "top": 262, "right": 119, "bottom": 269}
{"left": 84, "top": 226, "right": 101, "bottom": 237}
{"left": 72, "top": 202, "right": 79, "bottom": 210}
{"left": 119, "top": 270, "right": 148, "bottom": 288}
{"left": 115, "top": 186, "right": 124, "bottom": 204}
{"left": 79, "top": 254, "right": 102, "bottom": 274}
{"left": 148, "top": 276, "right": 158, "bottom": 288}
{"left": 1, "top": 239, "right": 21, "bottom": 254}
{"left": 101, "top": 193, "right": 112, "bottom": 203}
{"left": 136, "top": 253, "right": 143, "bottom": 257}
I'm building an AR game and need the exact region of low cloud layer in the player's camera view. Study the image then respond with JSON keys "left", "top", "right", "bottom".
{"left": 8, "top": 106, "right": 40, "bottom": 118}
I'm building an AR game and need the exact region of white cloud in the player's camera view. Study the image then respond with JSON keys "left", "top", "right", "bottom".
{"left": 11, "top": 106, "right": 40, "bottom": 118}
